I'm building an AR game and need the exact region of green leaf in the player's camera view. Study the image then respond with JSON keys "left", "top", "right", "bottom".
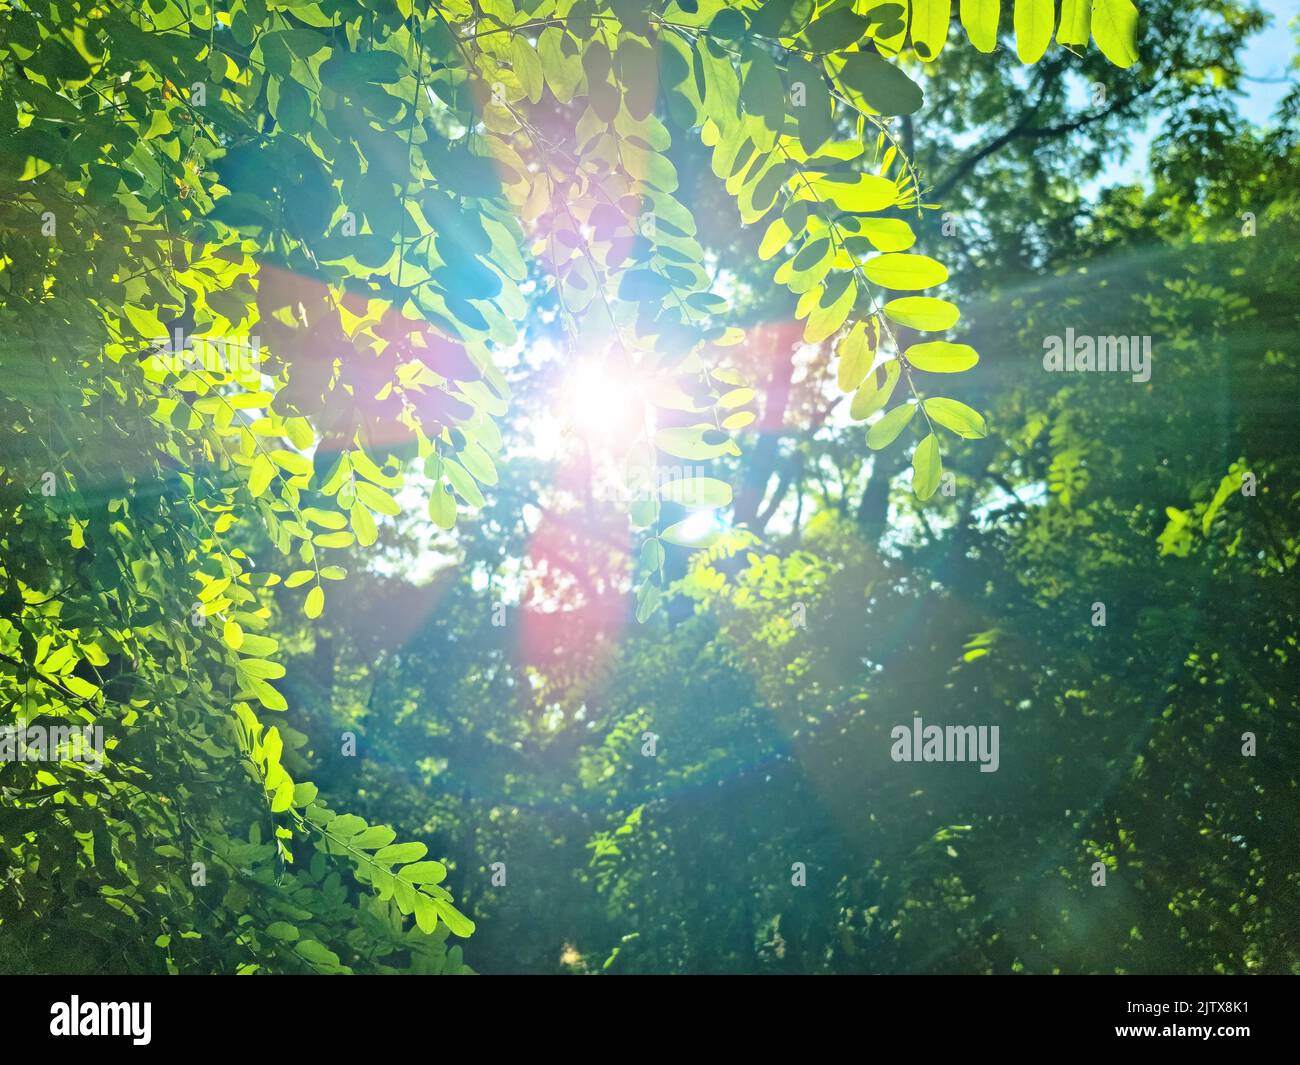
{"left": 630, "top": 498, "right": 659, "bottom": 527}
{"left": 710, "top": 9, "right": 749, "bottom": 39}
{"left": 800, "top": 173, "right": 896, "bottom": 213}
{"left": 270, "top": 778, "right": 294, "bottom": 813}
{"left": 759, "top": 215, "right": 795, "bottom": 260}
{"left": 740, "top": 43, "right": 785, "bottom": 127}
{"left": 351, "top": 826, "right": 398, "bottom": 850}
{"left": 786, "top": 55, "right": 833, "bottom": 154}
{"left": 1014, "top": 0, "right": 1055, "bottom": 63}
{"left": 849, "top": 360, "right": 901, "bottom": 420}
{"left": 803, "top": 274, "right": 857, "bottom": 344}
{"left": 784, "top": 236, "right": 833, "bottom": 294}
{"left": 1090, "top": 0, "right": 1138, "bottom": 68}
{"left": 635, "top": 581, "right": 662, "bottom": 623}
{"left": 641, "top": 538, "right": 666, "bottom": 572}
{"left": 866, "top": 404, "right": 916, "bottom": 449}
{"left": 618, "top": 38, "right": 660, "bottom": 120}
{"left": 428, "top": 483, "right": 457, "bottom": 529}
{"left": 911, "top": 0, "right": 953, "bottom": 62}
{"left": 863, "top": 253, "right": 949, "bottom": 290}
{"left": 539, "top": 27, "right": 583, "bottom": 102}
{"left": 432, "top": 897, "right": 476, "bottom": 938}
{"left": 294, "top": 940, "right": 341, "bottom": 967}
{"left": 906, "top": 341, "right": 979, "bottom": 373}
{"left": 855, "top": 217, "right": 916, "bottom": 252}
{"left": 837, "top": 320, "right": 877, "bottom": 392}
{"left": 414, "top": 892, "right": 440, "bottom": 935}
{"left": 800, "top": 9, "right": 870, "bottom": 53}
{"left": 355, "top": 481, "right": 400, "bottom": 516}
{"left": 320, "top": 49, "right": 404, "bottom": 86}
{"left": 884, "top": 296, "right": 960, "bottom": 331}
{"left": 238, "top": 634, "right": 280, "bottom": 657}
{"left": 304, "top": 585, "right": 324, "bottom": 619}
{"left": 620, "top": 269, "right": 672, "bottom": 301}
{"left": 399, "top": 860, "right": 447, "bottom": 885}
{"left": 274, "top": 79, "right": 312, "bottom": 134}
{"left": 912, "top": 433, "right": 942, "bottom": 499}
{"left": 459, "top": 443, "right": 498, "bottom": 486}
{"left": 374, "top": 842, "right": 428, "bottom": 865}
{"left": 443, "top": 458, "right": 486, "bottom": 507}
{"left": 250, "top": 678, "right": 288, "bottom": 712}
{"left": 351, "top": 502, "right": 379, "bottom": 546}
{"left": 510, "top": 36, "right": 544, "bottom": 103}
{"left": 960, "top": 0, "right": 1001, "bottom": 52}
{"left": 654, "top": 426, "right": 733, "bottom": 461}
{"left": 837, "top": 51, "right": 923, "bottom": 116}
{"left": 1057, "top": 0, "right": 1092, "bottom": 47}
{"left": 923, "top": 397, "right": 989, "bottom": 438}
{"left": 266, "top": 922, "right": 299, "bottom": 942}
{"left": 240, "top": 658, "right": 286, "bottom": 681}
{"left": 249, "top": 454, "right": 275, "bottom": 497}
{"left": 223, "top": 618, "right": 244, "bottom": 650}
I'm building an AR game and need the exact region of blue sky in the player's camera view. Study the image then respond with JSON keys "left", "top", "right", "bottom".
{"left": 1237, "top": 0, "right": 1297, "bottom": 124}
{"left": 1111, "top": 0, "right": 1297, "bottom": 185}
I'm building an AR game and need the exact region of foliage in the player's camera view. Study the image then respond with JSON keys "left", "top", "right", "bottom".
{"left": 330, "top": 103, "right": 1298, "bottom": 973}
{"left": 254, "top": 5, "right": 1299, "bottom": 975}
{"left": 6, "top": 0, "right": 1238, "bottom": 976}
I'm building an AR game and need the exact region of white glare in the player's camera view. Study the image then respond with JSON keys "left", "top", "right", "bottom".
{"left": 562, "top": 362, "right": 642, "bottom": 443}
{"left": 677, "top": 510, "right": 724, "bottom": 544}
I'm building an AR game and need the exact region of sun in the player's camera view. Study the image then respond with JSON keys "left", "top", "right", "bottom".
{"left": 561, "top": 361, "right": 644, "bottom": 445}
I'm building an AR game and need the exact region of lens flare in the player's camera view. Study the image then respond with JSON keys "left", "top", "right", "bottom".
{"left": 561, "top": 362, "right": 643, "bottom": 444}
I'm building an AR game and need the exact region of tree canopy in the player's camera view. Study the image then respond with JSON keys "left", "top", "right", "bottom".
{"left": 4, "top": 0, "right": 1297, "bottom": 975}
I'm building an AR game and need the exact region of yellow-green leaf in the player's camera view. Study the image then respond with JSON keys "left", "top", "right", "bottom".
{"left": 432, "top": 897, "right": 476, "bottom": 938}
{"left": 355, "top": 481, "right": 400, "bottom": 516}
{"left": 304, "top": 585, "right": 324, "bottom": 619}
{"left": 251, "top": 678, "right": 287, "bottom": 711}
{"left": 911, "top": 0, "right": 952, "bottom": 62}
{"left": 863, "top": 253, "right": 949, "bottom": 291}
{"left": 1091, "top": 0, "right": 1138, "bottom": 68}
{"left": 249, "top": 453, "right": 275, "bottom": 497}
{"left": 1057, "top": 0, "right": 1091, "bottom": 47}
{"left": 912, "top": 433, "right": 942, "bottom": 498}
{"left": 223, "top": 618, "right": 244, "bottom": 650}
{"left": 1015, "top": 0, "right": 1055, "bottom": 64}
{"left": 804, "top": 275, "right": 857, "bottom": 344}
{"left": 510, "top": 36, "right": 544, "bottom": 103}
{"left": 866, "top": 403, "right": 916, "bottom": 449}
{"left": 428, "top": 484, "right": 457, "bottom": 530}
{"left": 960, "top": 0, "right": 1000, "bottom": 52}
{"left": 906, "top": 341, "right": 979, "bottom": 373}
{"left": 798, "top": 173, "right": 896, "bottom": 213}
{"left": 837, "top": 320, "right": 876, "bottom": 392}
{"left": 351, "top": 503, "right": 378, "bottom": 546}
{"left": 850, "top": 360, "right": 901, "bottom": 420}
{"left": 924, "top": 397, "right": 990, "bottom": 438}
{"left": 855, "top": 217, "right": 916, "bottom": 252}
{"left": 884, "top": 296, "right": 960, "bottom": 332}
